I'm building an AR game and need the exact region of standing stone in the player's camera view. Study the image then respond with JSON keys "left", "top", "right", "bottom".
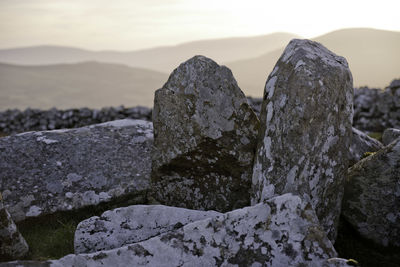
{"left": 382, "top": 128, "right": 400, "bottom": 145}
{"left": 74, "top": 205, "right": 221, "bottom": 254}
{"left": 0, "top": 199, "right": 29, "bottom": 261}
{"left": 349, "top": 127, "right": 383, "bottom": 166}
{"left": 342, "top": 139, "right": 400, "bottom": 247}
{"left": 252, "top": 39, "right": 354, "bottom": 241}
{"left": 151, "top": 56, "right": 259, "bottom": 212}
{"left": 0, "top": 119, "right": 152, "bottom": 222}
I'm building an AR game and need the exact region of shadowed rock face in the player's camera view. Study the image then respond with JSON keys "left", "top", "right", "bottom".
{"left": 252, "top": 39, "right": 354, "bottom": 242}
{"left": 0, "top": 119, "right": 152, "bottom": 222}
{"left": 342, "top": 139, "right": 400, "bottom": 247}
{"left": 151, "top": 55, "right": 259, "bottom": 212}
{"left": 20, "top": 194, "right": 337, "bottom": 267}
{"left": 0, "top": 201, "right": 29, "bottom": 261}
{"left": 349, "top": 127, "right": 383, "bottom": 166}
{"left": 382, "top": 128, "right": 400, "bottom": 146}
{"left": 74, "top": 205, "right": 221, "bottom": 254}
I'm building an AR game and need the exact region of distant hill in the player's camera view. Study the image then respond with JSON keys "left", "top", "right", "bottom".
{"left": 0, "top": 62, "right": 168, "bottom": 110}
{"left": 226, "top": 28, "right": 400, "bottom": 96}
{"left": 0, "top": 33, "right": 298, "bottom": 73}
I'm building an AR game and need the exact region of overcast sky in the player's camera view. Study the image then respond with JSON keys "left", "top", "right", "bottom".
{"left": 0, "top": 0, "right": 399, "bottom": 51}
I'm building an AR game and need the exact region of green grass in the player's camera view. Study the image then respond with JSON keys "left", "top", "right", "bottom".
{"left": 367, "top": 132, "right": 383, "bottom": 142}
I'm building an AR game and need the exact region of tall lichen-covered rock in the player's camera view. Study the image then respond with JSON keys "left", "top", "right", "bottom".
{"left": 0, "top": 119, "right": 152, "bottom": 222}
{"left": 342, "top": 139, "right": 400, "bottom": 247}
{"left": 151, "top": 55, "right": 259, "bottom": 212}
{"left": 0, "top": 200, "right": 29, "bottom": 261}
{"left": 12, "top": 194, "right": 336, "bottom": 267}
{"left": 252, "top": 39, "right": 354, "bottom": 241}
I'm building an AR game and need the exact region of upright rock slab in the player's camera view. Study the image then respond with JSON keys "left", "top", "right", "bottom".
{"left": 74, "top": 205, "right": 221, "bottom": 254}
{"left": 342, "top": 139, "right": 400, "bottom": 247}
{"left": 152, "top": 56, "right": 259, "bottom": 212}
{"left": 0, "top": 200, "right": 29, "bottom": 261}
{"left": 0, "top": 119, "right": 152, "bottom": 222}
{"left": 16, "top": 194, "right": 336, "bottom": 267}
{"left": 252, "top": 39, "right": 354, "bottom": 241}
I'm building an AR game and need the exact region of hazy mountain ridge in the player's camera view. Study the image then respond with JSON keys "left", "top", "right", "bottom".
{"left": 0, "top": 61, "right": 168, "bottom": 110}
{"left": 0, "top": 32, "right": 298, "bottom": 73}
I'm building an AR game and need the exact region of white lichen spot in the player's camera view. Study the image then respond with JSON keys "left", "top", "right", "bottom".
{"left": 265, "top": 76, "right": 277, "bottom": 99}
{"left": 266, "top": 102, "right": 274, "bottom": 123}
{"left": 26, "top": 205, "right": 42, "bottom": 217}
{"left": 36, "top": 136, "right": 58, "bottom": 144}
{"left": 319, "top": 80, "right": 323, "bottom": 86}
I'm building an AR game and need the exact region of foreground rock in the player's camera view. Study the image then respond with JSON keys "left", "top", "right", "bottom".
{"left": 7, "top": 194, "right": 336, "bottom": 266}
{"left": 252, "top": 39, "right": 354, "bottom": 241}
{"left": 382, "top": 128, "right": 400, "bottom": 145}
{"left": 0, "top": 200, "right": 29, "bottom": 261}
{"left": 74, "top": 205, "right": 221, "bottom": 254}
{"left": 349, "top": 127, "right": 383, "bottom": 166}
{"left": 0, "top": 119, "right": 152, "bottom": 222}
{"left": 342, "top": 139, "right": 400, "bottom": 247}
{"left": 152, "top": 56, "right": 259, "bottom": 212}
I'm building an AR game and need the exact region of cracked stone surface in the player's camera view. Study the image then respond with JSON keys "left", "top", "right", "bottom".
{"left": 252, "top": 39, "right": 354, "bottom": 242}
{"left": 342, "top": 138, "right": 400, "bottom": 247}
{"left": 0, "top": 201, "right": 29, "bottom": 261}
{"left": 151, "top": 55, "right": 259, "bottom": 212}
{"left": 349, "top": 127, "right": 383, "bottom": 166}
{"left": 74, "top": 205, "right": 221, "bottom": 254}
{"left": 382, "top": 128, "right": 400, "bottom": 146}
{"left": 6, "top": 193, "right": 337, "bottom": 267}
{"left": 0, "top": 119, "right": 153, "bottom": 222}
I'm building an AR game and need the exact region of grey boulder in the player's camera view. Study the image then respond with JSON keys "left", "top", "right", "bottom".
{"left": 0, "top": 119, "right": 152, "bottom": 222}
{"left": 151, "top": 55, "right": 259, "bottom": 212}
{"left": 349, "top": 127, "right": 383, "bottom": 166}
{"left": 74, "top": 205, "right": 221, "bottom": 254}
{"left": 0, "top": 200, "right": 29, "bottom": 261}
{"left": 342, "top": 138, "right": 400, "bottom": 247}
{"left": 25, "top": 193, "right": 336, "bottom": 267}
{"left": 252, "top": 39, "right": 354, "bottom": 241}
{"left": 382, "top": 128, "right": 400, "bottom": 145}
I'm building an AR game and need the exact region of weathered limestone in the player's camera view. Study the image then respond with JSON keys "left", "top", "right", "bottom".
{"left": 0, "top": 119, "right": 153, "bottom": 222}
{"left": 252, "top": 39, "right": 354, "bottom": 241}
{"left": 349, "top": 127, "right": 383, "bottom": 166}
{"left": 0, "top": 200, "right": 29, "bottom": 261}
{"left": 151, "top": 55, "right": 259, "bottom": 212}
{"left": 342, "top": 139, "right": 400, "bottom": 247}
{"left": 382, "top": 128, "right": 400, "bottom": 146}
{"left": 74, "top": 205, "right": 221, "bottom": 254}
{"left": 8, "top": 194, "right": 337, "bottom": 266}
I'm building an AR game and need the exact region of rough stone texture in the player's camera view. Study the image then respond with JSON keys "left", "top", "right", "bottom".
{"left": 342, "top": 139, "right": 400, "bottom": 247}
{"left": 353, "top": 79, "right": 400, "bottom": 132}
{"left": 6, "top": 194, "right": 336, "bottom": 266}
{"left": 325, "top": 258, "right": 359, "bottom": 266}
{"left": 252, "top": 39, "right": 354, "bottom": 242}
{"left": 0, "top": 119, "right": 152, "bottom": 222}
{"left": 151, "top": 55, "right": 259, "bottom": 212}
{"left": 349, "top": 127, "right": 384, "bottom": 166}
{"left": 74, "top": 205, "right": 221, "bottom": 254}
{"left": 382, "top": 128, "right": 400, "bottom": 146}
{"left": 0, "top": 200, "right": 29, "bottom": 261}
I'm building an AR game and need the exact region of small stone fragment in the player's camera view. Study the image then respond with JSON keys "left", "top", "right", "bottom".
{"left": 382, "top": 128, "right": 400, "bottom": 145}
{"left": 349, "top": 127, "right": 383, "bottom": 166}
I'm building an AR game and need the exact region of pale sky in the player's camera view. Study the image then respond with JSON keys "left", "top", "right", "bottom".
{"left": 0, "top": 0, "right": 399, "bottom": 51}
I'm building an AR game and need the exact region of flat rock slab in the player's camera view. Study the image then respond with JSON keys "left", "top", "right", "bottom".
{"left": 349, "top": 127, "right": 383, "bottom": 166}
{"left": 74, "top": 205, "right": 221, "bottom": 254}
{"left": 382, "top": 128, "right": 400, "bottom": 146}
{"left": 0, "top": 201, "right": 29, "bottom": 261}
{"left": 8, "top": 193, "right": 337, "bottom": 267}
{"left": 342, "top": 139, "right": 400, "bottom": 247}
{"left": 252, "top": 39, "right": 354, "bottom": 241}
{"left": 0, "top": 119, "right": 153, "bottom": 222}
{"left": 152, "top": 55, "right": 259, "bottom": 212}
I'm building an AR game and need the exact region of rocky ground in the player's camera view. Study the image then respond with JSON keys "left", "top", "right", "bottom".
{"left": 1, "top": 39, "right": 400, "bottom": 266}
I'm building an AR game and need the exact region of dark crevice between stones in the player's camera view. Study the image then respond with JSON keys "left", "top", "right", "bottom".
{"left": 334, "top": 216, "right": 400, "bottom": 267}
{"left": 13, "top": 190, "right": 150, "bottom": 261}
